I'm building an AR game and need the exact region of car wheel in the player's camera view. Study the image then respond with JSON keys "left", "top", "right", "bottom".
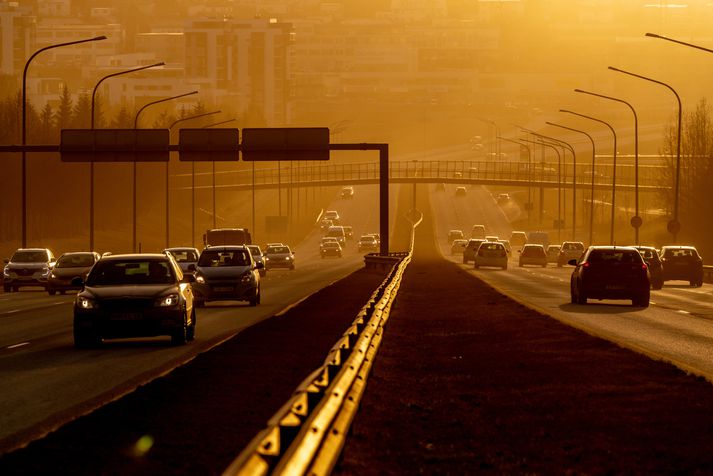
{"left": 12, "top": 286, "right": 19, "bottom": 292}
{"left": 249, "top": 287, "right": 260, "bottom": 307}
{"left": 74, "top": 326, "right": 101, "bottom": 349}
{"left": 186, "top": 309, "right": 196, "bottom": 342}
{"left": 473, "top": 264, "right": 479, "bottom": 269}
{"left": 462, "top": 257, "right": 468, "bottom": 264}
{"left": 502, "top": 264, "right": 507, "bottom": 270}
{"left": 576, "top": 286, "right": 587, "bottom": 305}
{"left": 652, "top": 280, "right": 663, "bottom": 290}
{"left": 48, "top": 289, "right": 56, "bottom": 296}
{"left": 171, "top": 312, "right": 188, "bottom": 345}
{"left": 634, "top": 291, "right": 650, "bottom": 307}
{"left": 195, "top": 300, "right": 205, "bottom": 308}
{"left": 2, "top": 284, "right": 9, "bottom": 293}
{"left": 59, "top": 290, "right": 65, "bottom": 295}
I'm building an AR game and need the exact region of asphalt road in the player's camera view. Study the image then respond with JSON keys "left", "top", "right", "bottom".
{"left": 0, "top": 183, "right": 398, "bottom": 454}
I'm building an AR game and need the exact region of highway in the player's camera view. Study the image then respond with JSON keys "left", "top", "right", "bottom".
{"left": 430, "top": 182, "right": 713, "bottom": 381}
{"left": 0, "top": 183, "right": 397, "bottom": 453}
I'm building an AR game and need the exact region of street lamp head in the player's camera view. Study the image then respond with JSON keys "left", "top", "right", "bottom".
{"left": 645, "top": 32, "right": 663, "bottom": 39}
{"left": 93, "top": 35, "right": 108, "bottom": 41}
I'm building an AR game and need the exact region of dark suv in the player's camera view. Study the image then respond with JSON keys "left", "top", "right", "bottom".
{"left": 3, "top": 248, "right": 55, "bottom": 292}
{"left": 569, "top": 246, "right": 650, "bottom": 307}
{"left": 633, "top": 246, "right": 664, "bottom": 290}
{"left": 462, "top": 239, "right": 486, "bottom": 264}
{"left": 659, "top": 245, "right": 703, "bottom": 287}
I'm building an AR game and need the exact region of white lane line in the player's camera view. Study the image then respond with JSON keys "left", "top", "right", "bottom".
{"left": 6, "top": 342, "right": 30, "bottom": 350}
{"left": 678, "top": 310, "right": 691, "bottom": 314}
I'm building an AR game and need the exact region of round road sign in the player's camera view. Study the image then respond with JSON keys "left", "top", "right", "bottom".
{"left": 630, "top": 216, "right": 643, "bottom": 228}
{"left": 667, "top": 219, "right": 681, "bottom": 235}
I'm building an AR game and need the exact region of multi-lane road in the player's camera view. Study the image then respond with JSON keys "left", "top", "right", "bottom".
{"left": 431, "top": 182, "right": 713, "bottom": 381}
{"left": 0, "top": 183, "right": 397, "bottom": 453}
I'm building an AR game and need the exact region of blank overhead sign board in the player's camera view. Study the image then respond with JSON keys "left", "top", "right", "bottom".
{"left": 60, "top": 129, "right": 169, "bottom": 162}
{"left": 241, "top": 127, "right": 330, "bottom": 161}
{"left": 178, "top": 128, "right": 240, "bottom": 161}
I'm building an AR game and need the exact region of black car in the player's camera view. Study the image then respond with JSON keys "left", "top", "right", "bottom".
{"left": 633, "top": 246, "right": 664, "bottom": 290}
{"left": 47, "top": 251, "right": 101, "bottom": 295}
{"left": 73, "top": 253, "right": 196, "bottom": 348}
{"left": 569, "top": 246, "right": 650, "bottom": 307}
{"left": 462, "top": 239, "right": 486, "bottom": 264}
{"left": 659, "top": 245, "right": 704, "bottom": 287}
{"left": 190, "top": 246, "right": 262, "bottom": 307}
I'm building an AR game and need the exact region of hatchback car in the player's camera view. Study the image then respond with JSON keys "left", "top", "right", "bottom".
{"left": 340, "top": 186, "right": 354, "bottom": 199}
{"left": 569, "top": 246, "right": 650, "bottom": 307}
{"left": 633, "top": 246, "right": 664, "bottom": 290}
{"left": 474, "top": 241, "right": 508, "bottom": 270}
{"left": 163, "top": 247, "right": 200, "bottom": 274}
{"left": 450, "top": 239, "right": 468, "bottom": 255}
{"left": 455, "top": 186, "right": 467, "bottom": 197}
{"left": 191, "top": 246, "right": 262, "bottom": 306}
{"left": 518, "top": 244, "right": 547, "bottom": 267}
{"left": 72, "top": 253, "right": 196, "bottom": 348}
{"left": 463, "top": 239, "right": 486, "bottom": 264}
{"left": 358, "top": 235, "right": 379, "bottom": 253}
{"left": 557, "top": 241, "right": 585, "bottom": 267}
{"left": 659, "top": 245, "right": 704, "bottom": 287}
{"left": 471, "top": 225, "right": 486, "bottom": 239}
{"left": 447, "top": 229, "right": 465, "bottom": 244}
{"left": 47, "top": 251, "right": 100, "bottom": 295}
{"left": 323, "top": 210, "right": 340, "bottom": 223}
{"left": 246, "top": 245, "right": 266, "bottom": 277}
{"left": 3, "top": 248, "right": 56, "bottom": 292}
{"left": 320, "top": 241, "right": 343, "bottom": 258}
{"left": 264, "top": 244, "right": 296, "bottom": 271}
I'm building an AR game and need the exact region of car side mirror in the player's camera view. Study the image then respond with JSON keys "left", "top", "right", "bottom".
{"left": 187, "top": 264, "right": 196, "bottom": 271}
{"left": 3, "top": 258, "right": 8, "bottom": 264}
{"left": 255, "top": 262, "right": 264, "bottom": 270}
{"left": 71, "top": 276, "right": 85, "bottom": 287}
{"left": 181, "top": 274, "right": 196, "bottom": 283}
{"left": 567, "top": 259, "right": 578, "bottom": 266}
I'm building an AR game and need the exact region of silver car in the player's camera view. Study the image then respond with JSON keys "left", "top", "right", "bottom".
{"left": 47, "top": 251, "right": 101, "bottom": 295}
{"left": 3, "top": 248, "right": 56, "bottom": 292}
{"left": 164, "top": 247, "right": 200, "bottom": 274}
{"left": 190, "top": 246, "right": 262, "bottom": 307}
{"left": 246, "top": 245, "right": 266, "bottom": 277}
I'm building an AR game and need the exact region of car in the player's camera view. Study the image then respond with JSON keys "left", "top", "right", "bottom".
{"left": 496, "top": 193, "right": 510, "bottom": 203}
{"left": 569, "top": 246, "right": 650, "bottom": 307}
{"left": 319, "top": 218, "right": 334, "bottom": 230}
{"left": 435, "top": 183, "right": 446, "bottom": 192}
{"left": 325, "top": 225, "right": 347, "bottom": 247}
{"left": 366, "top": 233, "right": 381, "bottom": 246}
{"left": 659, "top": 245, "right": 704, "bottom": 287}
{"left": 546, "top": 245, "right": 561, "bottom": 264}
{"left": 497, "top": 239, "right": 512, "bottom": 255}
{"left": 526, "top": 231, "right": 550, "bottom": 249}
{"left": 633, "top": 246, "right": 663, "bottom": 290}
{"left": 518, "top": 244, "right": 547, "bottom": 267}
{"left": 190, "top": 246, "right": 263, "bottom": 307}
{"left": 263, "top": 244, "right": 296, "bottom": 271}
{"left": 463, "top": 239, "right": 486, "bottom": 264}
{"left": 3, "top": 248, "right": 56, "bottom": 292}
{"left": 358, "top": 235, "right": 379, "bottom": 253}
{"left": 471, "top": 225, "right": 486, "bottom": 239}
{"left": 72, "top": 252, "right": 197, "bottom": 348}
{"left": 47, "top": 251, "right": 101, "bottom": 295}
{"left": 323, "top": 210, "right": 340, "bottom": 224}
{"left": 320, "top": 241, "right": 343, "bottom": 258}
{"left": 510, "top": 231, "right": 527, "bottom": 247}
{"left": 343, "top": 225, "right": 354, "bottom": 240}
{"left": 474, "top": 241, "right": 508, "bottom": 270}
{"left": 163, "top": 247, "right": 200, "bottom": 274}
{"left": 447, "top": 229, "right": 465, "bottom": 244}
{"left": 450, "top": 239, "right": 468, "bottom": 255}
{"left": 246, "top": 245, "right": 266, "bottom": 277}
{"left": 485, "top": 235, "right": 499, "bottom": 242}
{"left": 557, "top": 241, "right": 585, "bottom": 267}
{"left": 340, "top": 186, "right": 354, "bottom": 199}
{"left": 455, "top": 186, "right": 467, "bottom": 197}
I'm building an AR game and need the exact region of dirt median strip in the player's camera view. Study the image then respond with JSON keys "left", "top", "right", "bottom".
{"left": 336, "top": 188, "right": 713, "bottom": 475}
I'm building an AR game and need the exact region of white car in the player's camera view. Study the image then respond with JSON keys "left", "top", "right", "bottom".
{"left": 473, "top": 241, "right": 508, "bottom": 270}
{"left": 519, "top": 244, "right": 548, "bottom": 267}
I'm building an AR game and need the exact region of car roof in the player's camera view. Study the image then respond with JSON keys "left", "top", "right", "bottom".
{"left": 164, "top": 247, "right": 198, "bottom": 252}
{"left": 99, "top": 253, "right": 170, "bottom": 261}
{"left": 202, "top": 245, "right": 249, "bottom": 251}
{"left": 660, "top": 245, "right": 697, "bottom": 250}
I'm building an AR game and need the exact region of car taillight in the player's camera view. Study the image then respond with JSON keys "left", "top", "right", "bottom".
{"left": 642, "top": 263, "right": 648, "bottom": 271}
{"left": 582, "top": 262, "right": 590, "bottom": 268}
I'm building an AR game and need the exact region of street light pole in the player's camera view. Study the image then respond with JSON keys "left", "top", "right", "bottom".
{"left": 168, "top": 110, "right": 221, "bottom": 249}
{"left": 521, "top": 138, "right": 563, "bottom": 242}
{"left": 560, "top": 109, "right": 618, "bottom": 245}
{"left": 645, "top": 32, "right": 713, "bottom": 54}
{"left": 21, "top": 35, "right": 107, "bottom": 248}
{"left": 203, "top": 119, "right": 237, "bottom": 231}
{"left": 497, "top": 136, "right": 532, "bottom": 227}
{"left": 133, "top": 90, "right": 198, "bottom": 252}
{"left": 90, "top": 61, "right": 165, "bottom": 251}
{"left": 575, "top": 88, "right": 641, "bottom": 245}
{"left": 546, "top": 122, "right": 597, "bottom": 246}
{"left": 608, "top": 65, "right": 682, "bottom": 242}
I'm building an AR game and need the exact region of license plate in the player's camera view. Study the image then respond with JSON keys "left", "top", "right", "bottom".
{"left": 605, "top": 285, "right": 625, "bottom": 290}
{"left": 214, "top": 286, "right": 234, "bottom": 292}
{"left": 111, "top": 313, "right": 143, "bottom": 321}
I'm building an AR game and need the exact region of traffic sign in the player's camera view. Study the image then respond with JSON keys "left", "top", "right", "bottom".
{"left": 630, "top": 216, "right": 643, "bottom": 229}
{"left": 667, "top": 219, "right": 681, "bottom": 235}
{"left": 60, "top": 129, "right": 169, "bottom": 162}
{"left": 178, "top": 128, "right": 239, "bottom": 161}
{"left": 241, "top": 127, "right": 330, "bottom": 161}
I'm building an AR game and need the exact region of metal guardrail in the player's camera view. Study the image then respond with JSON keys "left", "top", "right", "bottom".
{"left": 223, "top": 215, "right": 421, "bottom": 476}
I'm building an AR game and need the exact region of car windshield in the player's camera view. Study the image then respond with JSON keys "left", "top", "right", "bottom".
{"left": 638, "top": 249, "right": 656, "bottom": 259}
{"left": 522, "top": 246, "right": 543, "bottom": 256}
{"left": 11, "top": 250, "right": 49, "bottom": 263}
{"left": 588, "top": 250, "right": 640, "bottom": 264}
{"left": 563, "top": 243, "right": 583, "bottom": 251}
{"left": 86, "top": 259, "right": 174, "bottom": 285}
{"left": 56, "top": 254, "right": 95, "bottom": 268}
{"left": 246, "top": 246, "right": 261, "bottom": 257}
{"left": 198, "top": 250, "right": 250, "bottom": 267}
{"left": 168, "top": 250, "right": 198, "bottom": 262}
{"left": 663, "top": 248, "right": 696, "bottom": 259}
{"left": 266, "top": 246, "right": 290, "bottom": 254}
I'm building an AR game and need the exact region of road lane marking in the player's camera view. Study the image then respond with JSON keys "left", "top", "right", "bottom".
{"left": 678, "top": 310, "right": 691, "bottom": 314}
{"left": 6, "top": 342, "right": 30, "bottom": 350}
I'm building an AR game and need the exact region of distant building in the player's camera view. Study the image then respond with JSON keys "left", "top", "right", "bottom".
{"left": 0, "top": 2, "right": 35, "bottom": 76}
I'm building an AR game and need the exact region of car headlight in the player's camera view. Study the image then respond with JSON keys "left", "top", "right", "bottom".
{"left": 156, "top": 294, "right": 179, "bottom": 307}
{"left": 195, "top": 275, "right": 205, "bottom": 284}
{"left": 285, "top": 256, "right": 292, "bottom": 261}
{"left": 241, "top": 272, "right": 254, "bottom": 284}
{"left": 2, "top": 267, "right": 9, "bottom": 277}
{"left": 76, "top": 296, "right": 96, "bottom": 309}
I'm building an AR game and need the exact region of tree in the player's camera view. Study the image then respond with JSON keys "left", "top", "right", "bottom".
{"left": 71, "top": 92, "right": 91, "bottom": 128}
{"left": 54, "top": 85, "right": 73, "bottom": 131}
{"left": 37, "top": 103, "right": 55, "bottom": 143}
{"left": 111, "top": 104, "right": 132, "bottom": 128}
